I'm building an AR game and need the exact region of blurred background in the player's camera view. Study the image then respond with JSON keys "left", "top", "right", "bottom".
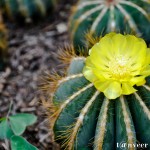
{"left": 0, "top": 0, "right": 76, "bottom": 149}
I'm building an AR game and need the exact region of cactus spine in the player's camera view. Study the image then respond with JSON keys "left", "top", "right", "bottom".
{"left": 69, "top": 0, "right": 150, "bottom": 48}
{"left": 44, "top": 58, "right": 150, "bottom": 149}
{"left": 0, "top": 0, "right": 56, "bottom": 22}
{"left": 43, "top": 34, "right": 150, "bottom": 150}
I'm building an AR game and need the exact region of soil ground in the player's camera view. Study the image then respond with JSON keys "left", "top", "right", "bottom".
{"left": 0, "top": 1, "right": 76, "bottom": 149}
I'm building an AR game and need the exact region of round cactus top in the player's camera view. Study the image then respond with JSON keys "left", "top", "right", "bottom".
{"left": 83, "top": 33, "right": 150, "bottom": 99}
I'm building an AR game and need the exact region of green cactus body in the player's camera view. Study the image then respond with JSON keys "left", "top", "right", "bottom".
{"left": 69, "top": 0, "right": 150, "bottom": 48}
{"left": 0, "top": 0, "right": 56, "bottom": 22}
{"left": 44, "top": 31, "right": 150, "bottom": 149}
{"left": 45, "top": 57, "right": 150, "bottom": 150}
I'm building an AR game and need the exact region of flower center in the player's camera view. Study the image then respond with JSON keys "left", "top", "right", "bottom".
{"left": 108, "top": 55, "right": 130, "bottom": 79}
{"left": 83, "top": 33, "right": 150, "bottom": 99}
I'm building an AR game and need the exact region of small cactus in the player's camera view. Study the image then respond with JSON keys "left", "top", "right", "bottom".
{"left": 0, "top": 11, "right": 7, "bottom": 70}
{"left": 69, "top": 0, "right": 150, "bottom": 48}
{"left": 0, "top": 0, "right": 57, "bottom": 23}
{"left": 43, "top": 33, "right": 150, "bottom": 150}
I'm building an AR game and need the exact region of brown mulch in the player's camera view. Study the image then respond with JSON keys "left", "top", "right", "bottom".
{"left": 0, "top": 1, "right": 76, "bottom": 149}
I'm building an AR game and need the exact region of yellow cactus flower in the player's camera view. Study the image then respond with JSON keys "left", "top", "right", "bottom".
{"left": 83, "top": 33, "right": 150, "bottom": 99}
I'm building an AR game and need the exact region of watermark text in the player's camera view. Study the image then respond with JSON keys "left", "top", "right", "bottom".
{"left": 117, "top": 142, "right": 148, "bottom": 149}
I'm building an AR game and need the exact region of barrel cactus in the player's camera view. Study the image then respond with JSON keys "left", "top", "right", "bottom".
{"left": 69, "top": 0, "right": 150, "bottom": 48}
{"left": 0, "top": 12, "right": 7, "bottom": 70}
{"left": 43, "top": 33, "right": 150, "bottom": 149}
{"left": 0, "top": 0, "right": 57, "bottom": 23}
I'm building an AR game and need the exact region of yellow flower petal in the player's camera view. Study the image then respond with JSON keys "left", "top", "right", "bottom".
{"left": 83, "top": 66, "right": 97, "bottom": 82}
{"left": 111, "top": 34, "right": 127, "bottom": 54}
{"left": 90, "top": 43, "right": 111, "bottom": 68}
{"left": 83, "top": 57, "right": 97, "bottom": 82}
{"left": 141, "top": 66, "right": 150, "bottom": 76}
{"left": 146, "top": 48, "right": 150, "bottom": 64}
{"left": 103, "top": 81, "right": 122, "bottom": 99}
{"left": 130, "top": 76, "right": 146, "bottom": 86}
{"left": 94, "top": 80, "right": 111, "bottom": 92}
{"left": 83, "top": 33, "right": 150, "bottom": 99}
{"left": 122, "top": 83, "right": 137, "bottom": 95}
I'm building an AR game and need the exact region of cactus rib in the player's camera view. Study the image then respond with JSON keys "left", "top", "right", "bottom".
{"left": 78, "top": 1, "right": 103, "bottom": 10}
{"left": 116, "top": 4, "right": 139, "bottom": 33}
{"left": 120, "top": 1, "right": 148, "bottom": 18}
{"left": 68, "top": 90, "right": 100, "bottom": 150}
{"left": 90, "top": 7, "right": 108, "bottom": 34}
{"left": 94, "top": 98, "right": 110, "bottom": 150}
{"left": 134, "top": 93, "right": 150, "bottom": 120}
{"left": 44, "top": 57, "right": 150, "bottom": 149}
{"left": 120, "top": 96, "right": 135, "bottom": 150}
{"left": 51, "top": 83, "right": 93, "bottom": 128}
{"left": 143, "top": 84, "right": 150, "bottom": 91}
{"left": 58, "top": 74, "right": 84, "bottom": 86}
{"left": 72, "top": 0, "right": 149, "bottom": 36}
{"left": 70, "top": 0, "right": 150, "bottom": 48}
{"left": 0, "top": 0, "right": 55, "bottom": 22}
{"left": 71, "top": 5, "right": 104, "bottom": 39}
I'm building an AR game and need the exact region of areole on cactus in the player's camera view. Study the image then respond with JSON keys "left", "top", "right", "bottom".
{"left": 43, "top": 33, "right": 150, "bottom": 150}
{"left": 0, "top": 0, "right": 56, "bottom": 22}
{"left": 69, "top": 0, "right": 150, "bottom": 48}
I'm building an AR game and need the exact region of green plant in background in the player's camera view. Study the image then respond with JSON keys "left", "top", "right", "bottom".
{"left": 0, "top": 113, "right": 38, "bottom": 150}
{"left": 0, "top": 11, "right": 7, "bottom": 70}
{"left": 0, "top": 0, "right": 57, "bottom": 23}
{"left": 69, "top": 0, "right": 150, "bottom": 48}
{"left": 43, "top": 33, "right": 150, "bottom": 150}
